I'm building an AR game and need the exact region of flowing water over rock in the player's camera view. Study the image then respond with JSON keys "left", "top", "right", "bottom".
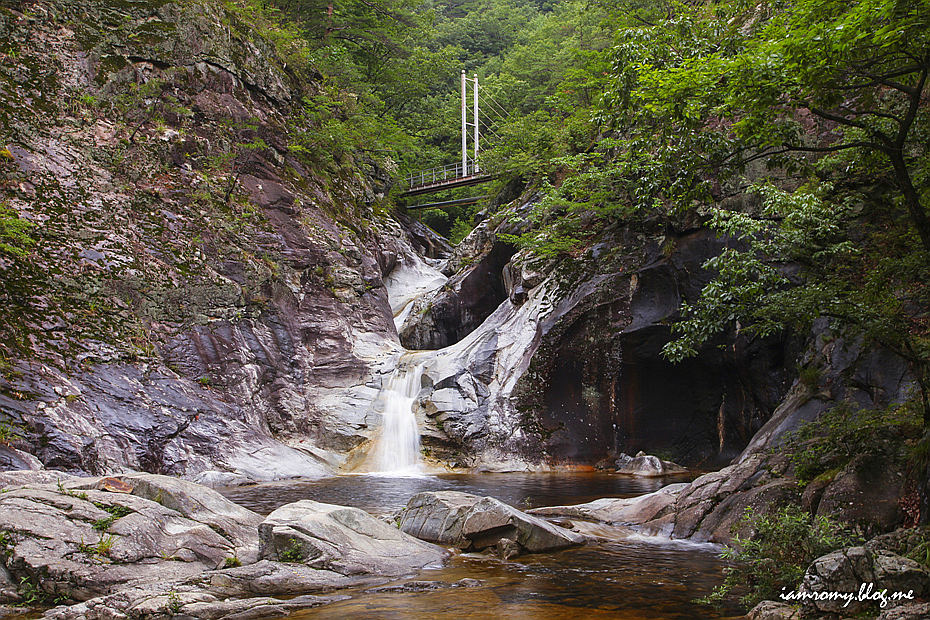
{"left": 367, "top": 354, "right": 429, "bottom": 473}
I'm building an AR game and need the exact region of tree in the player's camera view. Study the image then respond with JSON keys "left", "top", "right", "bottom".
{"left": 593, "top": 0, "right": 930, "bottom": 420}
{"left": 605, "top": 0, "right": 930, "bottom": 248}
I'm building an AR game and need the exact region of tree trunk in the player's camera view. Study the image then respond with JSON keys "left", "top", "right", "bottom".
{"left": 888, "top": 150, "right": 930, "bottom": 254}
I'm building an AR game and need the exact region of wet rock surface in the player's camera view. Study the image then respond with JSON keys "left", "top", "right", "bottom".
{"left": 258, "top": 500, "right": 448, "bottom": 575}
{"left": 398, "top": 491, "right": 585, "bottom": 556}
{"left": 398, "top": 220, "right": 516, "bottom": 350}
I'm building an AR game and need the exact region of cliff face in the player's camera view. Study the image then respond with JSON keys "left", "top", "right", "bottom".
{"left": 0, "top": 0, "right": 415, "bottom": 482}
{"left": 1, "top": 1, "right": 914, "bottom": 482}
{"left": 397, "top": 210, "right": 798, "bottom": 470}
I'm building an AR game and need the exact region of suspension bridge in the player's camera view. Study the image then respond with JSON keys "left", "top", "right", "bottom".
{"left": 402, "top": 71, "right": 505, "bottom": 198}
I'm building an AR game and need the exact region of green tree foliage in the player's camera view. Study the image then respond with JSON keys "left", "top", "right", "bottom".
{"left": 701, "top": 505, "right": 855, "bottom": 608}
{"left": 607, "top": 0, "right": 930, "bottom": 248}
{"left": 571, "top": 0, "right": 930, "bottom": 421}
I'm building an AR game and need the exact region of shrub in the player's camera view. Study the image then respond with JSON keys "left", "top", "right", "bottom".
{"left": 785, "top": 402, "right": 920, "bottom": 485}
{"left": 700, "top": 505, "right": 855, "bottom": 608}
{"left": 279, "top": 542, "right": 303, "bottom": 563}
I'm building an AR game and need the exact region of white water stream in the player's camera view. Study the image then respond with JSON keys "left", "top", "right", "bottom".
{"left": 368, "top": 251, "right": 448, "bottom": 474}
{"left": 368, "top": 353, "right": 427, "bottom": 473}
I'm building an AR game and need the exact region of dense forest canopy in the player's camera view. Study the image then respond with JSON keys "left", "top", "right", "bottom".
{"left": 237, "top": 0, "right": 929, "bottom": 421}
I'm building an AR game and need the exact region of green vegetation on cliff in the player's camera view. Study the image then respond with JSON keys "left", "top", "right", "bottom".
{"left": 474, "top": 0, "right": 930, "bottom": 427}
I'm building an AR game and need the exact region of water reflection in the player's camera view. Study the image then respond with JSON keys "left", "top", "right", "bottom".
{"left": 218, "top": 472, "right": 696, "bottom": 516}
{"left": 220, "top": 472, "right": 738, "bottom": 620}
{"left": 288, "top": 541, "right": 742, "bottom": 620}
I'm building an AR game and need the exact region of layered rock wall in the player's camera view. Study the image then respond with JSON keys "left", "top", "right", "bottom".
{"left": 0, "top": 0, "right": 415, "bottom": 482}
{"left": 403, "top": 215, "right": 795, "bottom": 470}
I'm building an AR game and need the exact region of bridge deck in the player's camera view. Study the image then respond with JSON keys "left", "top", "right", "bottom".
{"left": 404, "top": 174, "right": 494, "bottom": 196}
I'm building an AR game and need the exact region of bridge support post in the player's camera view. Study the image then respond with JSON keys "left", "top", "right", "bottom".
{"left": 474, "top": 73, "right": 479, "bottom": 174}
{"left": 461, "top": 70, "right": 467, "bottom": 176}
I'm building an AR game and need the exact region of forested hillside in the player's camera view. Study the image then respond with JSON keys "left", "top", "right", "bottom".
{"left": 1, "top": 0, "right": 930, "bottom": 617}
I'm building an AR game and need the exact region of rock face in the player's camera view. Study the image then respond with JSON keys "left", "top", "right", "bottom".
{"left": 799, "top": 546, "right": 930, "bottom": 616}
{"left": 812, "top": 453, "right": 906, "bottom": 536}
{"left": 0, "top": 0, "right": 428, "bottom": 482}
{"left": 398, "top": 491, "right": 584, "bottom": 557}
{"left": 601, "top": 318, "right": 920, "bottom": 544}
{"left": 398, "top": 221, "right": 516, "bottom": 350}
{"left": 403, "top": 222, "right": 796, "bottom": 472}
{"left": 0, "top": 471, "right": 455, "bottom": 619}
{"left": 258, "top": 500, "right": 448, "bottom": 575}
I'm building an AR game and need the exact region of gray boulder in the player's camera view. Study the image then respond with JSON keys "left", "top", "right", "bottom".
{"left": 799, "top": 546, "right": 930, "bottom": 615}
{"left": 201, "top": 560, "right": 370, "bottom": 597}
{"left": 398, "top": 491, "right": 585, "bottom": 556}
{"left": 44, "top": 575, "right": 351, "bottom": 620}
{"left": 745, "top": 601, "right": 801, "bottom": 620}
{"left": 115, "top": 474, "right": 263, "bottom": 564}
{"left": 528, "top": 483, "right": 688, "bottom": 525}
{"left": 615, "top": 452, "right": 687, "bottom": 477}
{"left": 876, "top": 602, "right": 930, "bottom": 620}
{"left": 0, "top": 473, "right": 265, "bottom": 603}
{"left": 258, "top": 500, "right": 448, "bottom": 576}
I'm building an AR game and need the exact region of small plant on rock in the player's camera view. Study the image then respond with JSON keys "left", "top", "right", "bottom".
{"left": 93, "top": 515, "right": 116, "bottom": 532}
{"left": 699, "top": 505, "right": 855, "bottom": 608}
{"left": 0, "top": 417, "right": 21, "bottom": 445}
{"left": 279, "top": 542, "right": 303, "bottom": 563}
{"left": 223, "top": 556, "right": 242, "bottom": 568}
{"left": 167, "top": 589, "right": 183, "bottom": 614}
{"left": 95, "top": 534, "right": 117, "bottom": 556}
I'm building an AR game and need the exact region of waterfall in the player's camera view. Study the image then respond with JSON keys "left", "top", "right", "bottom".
{"left": 369, "top": 354, "right": 426, "bottom": 473}
{"left": 370, "top": 250, "right": 446, "bottom": 475}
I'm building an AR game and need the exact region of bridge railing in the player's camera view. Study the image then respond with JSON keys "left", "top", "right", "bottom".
{"left": 405, "top": 160, "right": 478, "bottom": 190}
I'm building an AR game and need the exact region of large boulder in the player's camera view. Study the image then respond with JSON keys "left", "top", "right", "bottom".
{"left": 112, "top": 474, "right": 263, "bottom": 563}
{"left": 629, "top": 453, "right": 799, "bottom": 543}
{"left": 875, "top": 602, "right": 930, "bottom": 620}
{"left": 0, "top": 473, "right": 264, "bottom": 603}
{"left": 258, "top": 500, "right": 449, "bottom": 576}
{"left": 398, "top": 491, "right": 585, "bottom": 557}
{"left": 528, "top": 483, "right": 688, "bottom": 525}
{"left": 745, "top": 601, "right": 801, "bottom": 620}
{"left": 615, "top": 452, "right": 687, "bottom": 477}
{"left": 799, "top": 546, "right": 930, "bottom": 616}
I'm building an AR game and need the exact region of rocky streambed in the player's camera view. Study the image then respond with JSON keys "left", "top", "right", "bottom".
{"left": 0, "top": 470, "right": 656, "bottom": 619}
{"left": 3, "top": 470, "right": 930, "bottom": 620}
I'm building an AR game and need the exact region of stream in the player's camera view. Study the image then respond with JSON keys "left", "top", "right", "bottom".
{"left": 212, "top": 251, "right": 747, "bottom": 619}
{"left": 219, "top": 473, "right": 745, "bottom": 620}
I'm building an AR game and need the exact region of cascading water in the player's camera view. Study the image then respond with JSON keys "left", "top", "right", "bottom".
{"left": 370, "top": 250, "right": 447, "bottom": 475}
{"left": 369, "top": 354, "right": 426, "bottom": 473}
